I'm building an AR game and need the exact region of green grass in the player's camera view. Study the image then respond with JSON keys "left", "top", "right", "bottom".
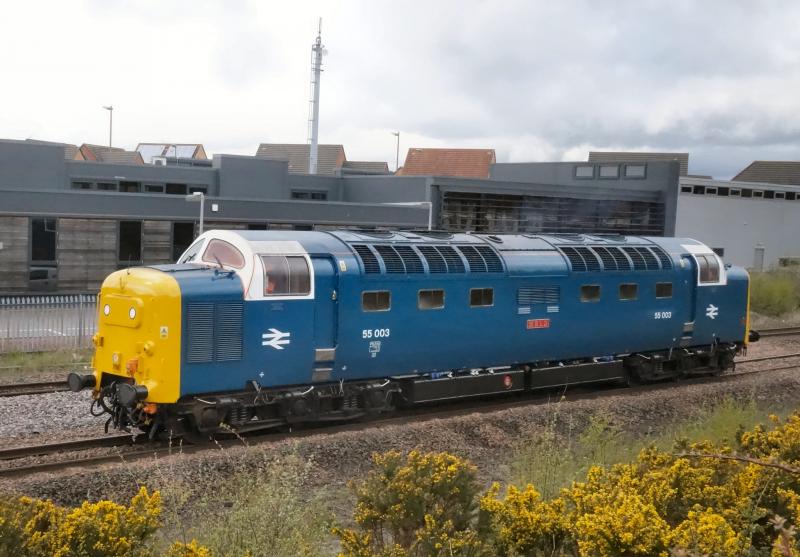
{"left": 750, "top": 270, "right": 800, "bottom": 316}
{"left": 511, "top": 397, "right": 786, "bottom": 499}
{"left": 0, "top": 349, "right": 91, "bottom": 381}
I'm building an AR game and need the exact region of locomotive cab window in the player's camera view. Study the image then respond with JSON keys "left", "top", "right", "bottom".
{"left": 470, "top": 288, "right": 494, "bottom": 307}
{"left": 580, "top": 285, "right": 601, "bottom": 302}
{"left": 655, "top": 282, "right": 673, "bottom": 298}
{"left": 362, "top": 290, "right": 391, "bottom": 312}
{"left": 202, "top": 239, "right": 245, "bottom": 269}
{"left": 619, "top": 283, "right": 638, "bottom": 301}
{"left": 261, "top": 255, "right": 310, "bottom": 296}
{"left": 418, "top": 289, "right": 445, "bottom": 310}
{"left": 697, "top": 254, "right": 720, "bottom": 283}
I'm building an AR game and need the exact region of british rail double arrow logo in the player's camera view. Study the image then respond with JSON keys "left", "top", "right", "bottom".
{"left": 262, "top": 328, "right": 291, "bottom": 349}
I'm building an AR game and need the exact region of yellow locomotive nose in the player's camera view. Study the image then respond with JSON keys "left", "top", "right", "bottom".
{"left": 86, "top": 267, "right": 183, "bottom": 404}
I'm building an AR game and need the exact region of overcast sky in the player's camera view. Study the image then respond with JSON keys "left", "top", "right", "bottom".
{"left": 2, "top": 1, "right": 799, "bottom": 178}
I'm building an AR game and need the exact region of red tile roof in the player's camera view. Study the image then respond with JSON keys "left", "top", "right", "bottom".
{"left": 396, "top": 148, "right": 496, "bottom": 178}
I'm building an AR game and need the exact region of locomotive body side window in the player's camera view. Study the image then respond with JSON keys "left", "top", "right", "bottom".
{"left": 580, "top": 285, "right": 601, "bottom": 302}
{"left": 202, "top": 239, "right": 245, "bottom": 269}
{"left": 469, "top": 288, "right": 494, "bottom": 307}
{"left": 362, "top": 290, "right": 391, "bottom": 312}
{"left": 418, "top": 289, "right": 445, "bottom": 310}
{"left": 619, "top": 283, "right": 638, "bottom": 301}
{"left": 260, "top": 255, "right": 311, "bottom": 296}
{"left": 655, "top": 282, "right": 673, "bottom": 298}
{"left": 286, "top": 256, "right": 311, "bottom": 295}
{"left": 697, "top": 255, "right": 720, "bottom": 283}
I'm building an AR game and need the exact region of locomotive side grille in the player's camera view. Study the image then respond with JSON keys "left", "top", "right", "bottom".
{"left": 186, "top": 303, "right": 214, "bottom": 363}
{"left": 649, "top": 246, "right": 673, "bottom": 270}
{"left": 623, "top": 247, "right": 647, "bottom": 271}
{"left": 374, "top": 245, "right": 406, "bottom": 273}
{"left": 436, "top": 246, "right": 466, "bottom": 273}
{"left": 417, "top": 245, "right": 448, "bottom": 273}
{"left": 635, "top": 247, "right": 660, "bottom": 270}
{"left": 352, "top": 244, "right": 381, "bottom": 274}
{"left": 457, "top": 245, "right": 487, "bottom": 273}
{"left": 214, "top": 302, "right": 243, "bottom": 361}
{"left": 607, "top": 247, "right": 632, "bottom": 271}
{"left": 476, "top": 246, "right": 504, "bottom": 272}
{"left": 592, "top": 246, "right": 618, "bottom": 271}
{"left": 518, "top": 286, "right": 560, "bottom": 305}
{"left": 394, "top": 245, "right": 425, "bottom": 273}
{"left": 559, "top": 247, "right": 587, "bottom": 271}
{"left": 574, "top": 247, "right": 601, "bottom": 271}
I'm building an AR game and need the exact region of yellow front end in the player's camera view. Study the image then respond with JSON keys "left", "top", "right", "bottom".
{"left": 92, "top": 268, "right": 182, "bottom": 404}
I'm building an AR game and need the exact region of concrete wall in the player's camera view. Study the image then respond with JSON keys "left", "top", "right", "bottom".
{"left": 214, "top": 155, "right": 289, "bottom": 198}
{"left": 0, "top": 140, "right": 66, "bottom": 191}
{"left": 675, "top": 178, "right": 800, "bottom": 269}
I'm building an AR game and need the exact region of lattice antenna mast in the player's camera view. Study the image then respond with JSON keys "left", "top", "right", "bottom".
{"left": 307, "top": 18, "right": 325, "bottom": 174}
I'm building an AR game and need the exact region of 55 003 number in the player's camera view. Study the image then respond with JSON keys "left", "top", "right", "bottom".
{"left": 654, "top": 311, "right": 672, "bottom": 319}
{"left": 362, "top": 328, "right": 390, "bottom": 339}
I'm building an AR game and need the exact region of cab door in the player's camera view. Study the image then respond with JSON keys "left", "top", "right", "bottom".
{"left": 311, "top": 257, "right": 338, "bottom": 381}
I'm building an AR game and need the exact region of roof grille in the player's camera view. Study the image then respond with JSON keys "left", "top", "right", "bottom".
{"left": 650, "top": 246, "right": 673, "bottom": 270}
{"left": 623, "top": 247, "right": 647, "bottom": 271}
{"left": 607, "top": 247, "right": 632, "bottom": 271}
{"left": 575, "top": 247, "right": 601, "bottom": 271}
{"left": 635, "top": 247, "right": 660, "bottom": 271}
{"left": 593, "top": 246, "right": 618, "bottom": 271}
{"left": 394, "top": 245, "right": 424, "bottom": 273}
{"left": 457, "top": 245, "right": 487, "bottom": 273}
{"left": 374, "top": 245, "right": 405, "bottom": 273}
{"left": 352, "top": 244, "right": 381, "bottom": 274}
{"left": 560, "top": 247, "right": 587, "bottom": 272}
{"left": 417, "top": 245, "right": 448, "bottom": 273}
{"left": 436, "top": 246, "right": 466, "bottom": 273}
{"left": 476, "top": 245, "right": 504, "bottom": 272}
{"left": 518, "top": 286, "right": 560, "bottom": 305}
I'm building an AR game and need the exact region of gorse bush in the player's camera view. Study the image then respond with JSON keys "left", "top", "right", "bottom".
{"left": 338, "top": 413, "right": 800, "bottom": 557}
{"left": 750, "top": 270, "right": 800, "bottom": 316}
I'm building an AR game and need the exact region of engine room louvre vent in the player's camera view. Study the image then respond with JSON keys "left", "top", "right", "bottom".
{"left": 518, "top": 286, "right": 560, "bottom": 305}
{"left": 592, "top": 246, "right": 618, "bottom": 271}
{"left": 457, "top": 245, "right": 487, "bottom": 273}
{"left": 574, "top": 247, "right": 601, "bottom": 271}
{"left": 622, "top": 247, "right": 647, "bottom": 271}
{"left": 185, "top": 302, "right": 244, "bottom": 363}
{"left": 559, "top": 247, "right": 587, "bottom": 272}
{"left": 635, "top": 247, "right": 661, "bottom": 271}
{"left": 436, "top": 246, "right": 466, "bottom": 273}
{"left": 373, "top": 245, "right": 405, "bottom": 273}
{"left": 417, "top": 245, "right": 448, "bottom": 273}
{"left": 352, "top": 244, "right": 381, "bottom": 274}
{"left": 650, "top": 246, "right": 673, "bottom": 270}
{"left": 607, "top": 246, "right": 632, "bottom": 271}
{"left": 476, "top": 245, "right": 504, "bottom": 272}
{"left": 394, "top": 245, "right": 425, "bottom": 273}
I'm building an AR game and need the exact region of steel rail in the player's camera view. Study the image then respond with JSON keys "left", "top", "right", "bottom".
{"left": 0, "top": 380, "right": 69, "bottom": 398}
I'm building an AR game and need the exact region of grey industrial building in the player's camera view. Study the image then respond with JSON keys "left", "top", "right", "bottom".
{"left": 0, "top": 138, "right": 680, "bottom": 292}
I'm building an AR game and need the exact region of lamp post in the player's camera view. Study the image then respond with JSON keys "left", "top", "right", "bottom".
{"left": 391, "top": 131, "right": 400, "bottom": 172}
{"left": 102, "top": 106, "right": 113, "bottom": 148}
{"left": 185, "top": 191, "right": 205, "bottom": 235}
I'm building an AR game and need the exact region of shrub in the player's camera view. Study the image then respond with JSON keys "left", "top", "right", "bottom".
{"left": 750, "top": 271, "right": 800, "bottom": 316}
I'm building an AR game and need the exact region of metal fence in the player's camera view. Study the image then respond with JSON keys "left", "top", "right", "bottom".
{"left": 0, "top": 294, "right": 97, "bottom": 353}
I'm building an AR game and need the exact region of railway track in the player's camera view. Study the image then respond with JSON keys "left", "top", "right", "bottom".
{"left": 2, "top": 348, "right": 800, "bottom": 479}
{"left": 0, "top": 380, "right": 69, "bottom": 397}
{"left": 758, "top": 326, "right": 800, "bottom": 338}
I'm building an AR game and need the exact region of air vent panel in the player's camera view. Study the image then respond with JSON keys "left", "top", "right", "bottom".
{"left": 352, "top": 244, "right": 381, "bottom": 274}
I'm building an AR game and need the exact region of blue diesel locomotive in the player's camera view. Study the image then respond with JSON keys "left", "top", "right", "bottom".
{"left": 68, "top": 229, "right": 753, "bottom": 437}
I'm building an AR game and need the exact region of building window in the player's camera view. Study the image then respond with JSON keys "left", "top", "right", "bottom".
{"left": 145, "top": 184, "right": 164, "bottom": 193}
{"left": 580, "top": 284, "right": 601, "bottom": 302}
{"left": 655, "top": 282, "right": 673, "bottom": 299}
{"left": 119, "top": 181, "right": 141, "bottom": 193}
{"left": 71, "top": 181, "right": 92, "bottom": 190}
{"left": 693, "top": 186, "right": 706, "bottom": 195}
{"left": 362, "top": 290, "right": 391, "bottom": 312}
{"left": 787, "top": 192, "right": 797, "bottom": 201}
{"left": 753, "top": 190, "right": 764, "bottom": 198}
{"left": 166, "top": 183, "right": 187, "bottom": 195}
{"left": 706, "top": 187, "right": 717, "bottom": 195}
{"left": 291, "top": 190, "right": 328, "bottom": 200}
{"left": 248, "top": 223, "right": 268, "bottom": 230}
{"left": 697, "top": 254, "right": 720, "bottom": 283}
{"left": 30, "top": 218, "right": 57, "bottom": 263}
{"left": 172, "top": 222, "right": 195, "bottom": 261}
{"left": 418, "top": 289, "right": 445, "bottom": 310}
{"left": 776, "top": 192, "right": 786, "bottom": 199}
{"left": 741, "top": 189, "right": 753, "bottom": 198}
{"left": 619, "top": 283, "right": 638, "bottom": 301}
{"left": 764, "top": 190, "right": 775, "bottom": 199}
{"left": 97, "top": 182, "right": 117, "bottom": 191}
{"left": 118, "top": 221, "right": 142, "bottom": 265}
{"left": 470, "top": 287, "right": 494, "bottom": 307}
{"left": 680, "top": 186, "right": 692, "bottom": 193}
{"left": 261, "top": 255, "right": 311, "bottom": 296}
{"left": 712, "top": 247, "right": 725, "bottom": 257}
{"left": 575, "top": 165, "right": 594, "bottom": 179}
{"left": 203, "top": 239, "right": 245, "bottom": 269}
{"left": 717, "top": 187, "right": 729, "bottom": 196}
{"left": 599, "top": 165, "right": 619, "bottom": 178}
{"left": 730, "top": 189, "right": 741, "bottom": 196}
{"left": 624, "top": 164, "right": 646, "bottom": 178}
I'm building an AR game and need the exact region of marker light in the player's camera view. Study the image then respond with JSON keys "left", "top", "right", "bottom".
{"left": 129, "top": 307, "right": 136, "bottom": 319}
{"left": 103, "top": 304, "right": 110, "bottom": 315}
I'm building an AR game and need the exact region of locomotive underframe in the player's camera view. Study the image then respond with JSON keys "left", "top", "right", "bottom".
{"left": 85, "top": 341, "right": 741, "bottom": 439}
